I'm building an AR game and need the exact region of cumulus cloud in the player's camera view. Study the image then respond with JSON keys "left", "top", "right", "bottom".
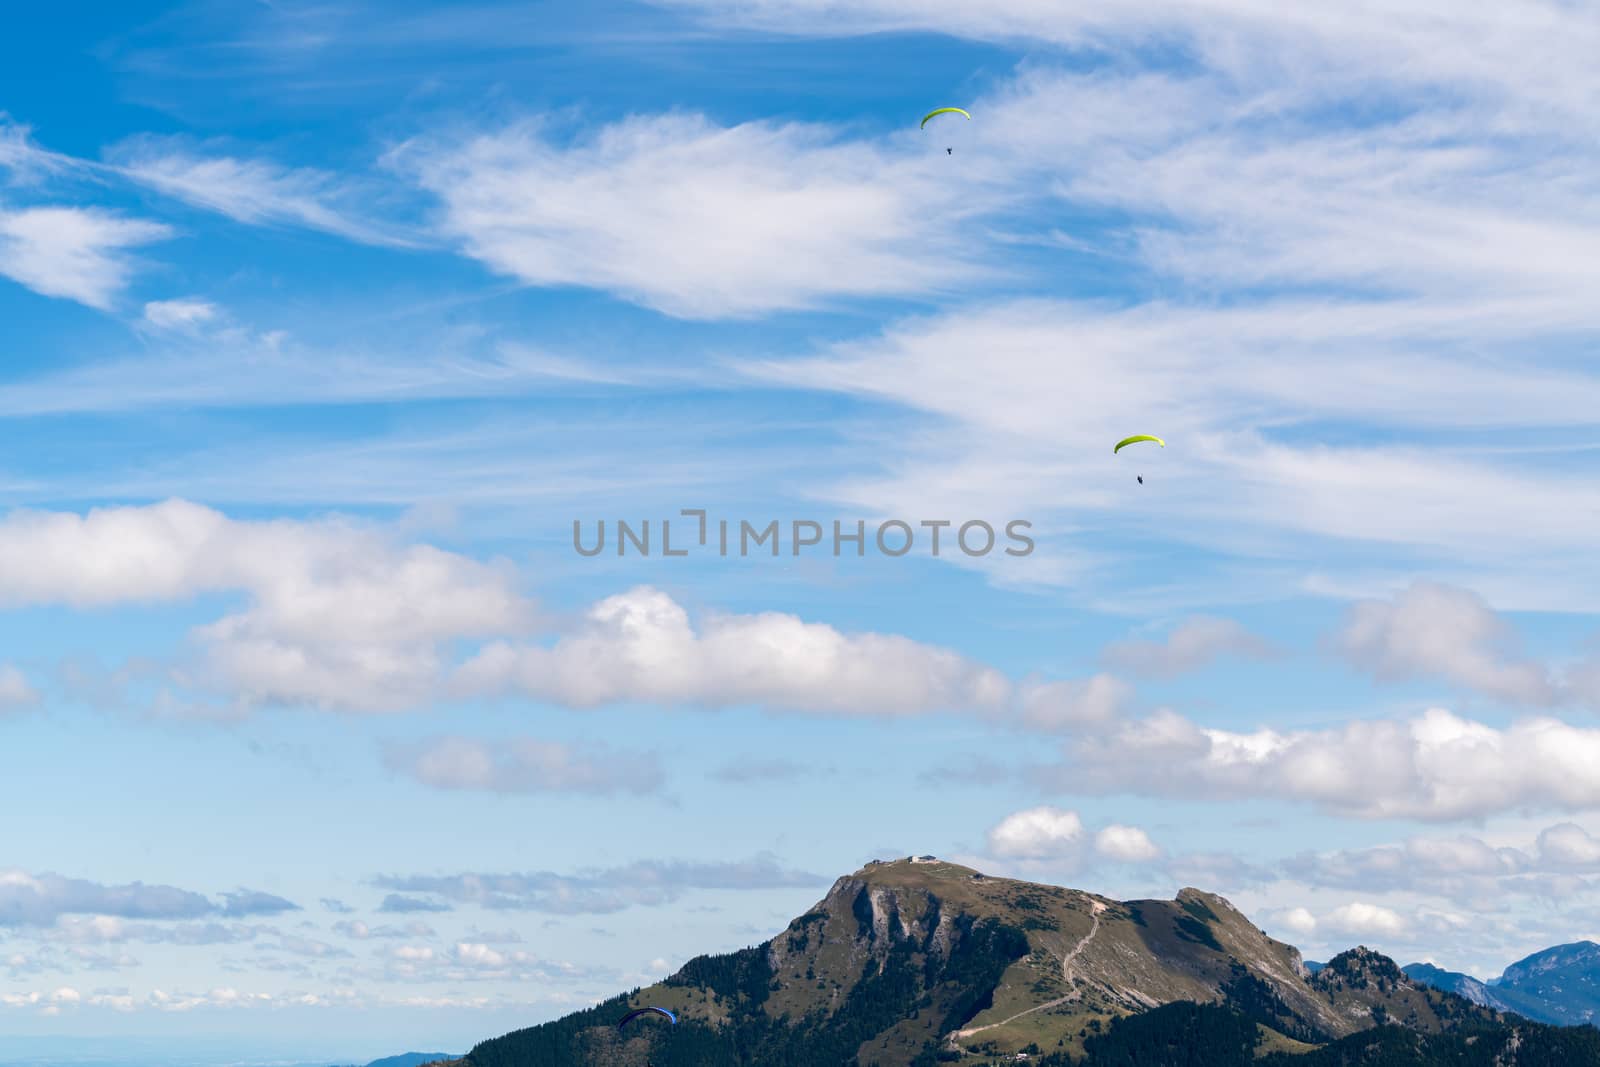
{"left": 987, "top": 807, "right": 1084, "bottom": 859}
{"left": 1052, "top": 706, "right": 1600, "bottom": 821}
{"left": 1321, "top": 903, "right": 1408, "bottom": 939}
{"left": 985, "top": 806, "right": 1166, "bottom": 871}
{"left": 372, "top": 855, "right": 827, "bottom": 915}
{"left": 0, "top": 505, "right": 1107, "bottom": 725}
{"left": 457, "top": 585, "right": 1011, "bottom": 718}
{"left": 0, "top": 500, "right": 532, "bottom": 712}
{"left": 0, "top": 207, "right": 169, "bottom": 309}
{"left": 1017, "top": 674, "right": 1129, "bottom": 729}
{"left": 1276, "top": 907, "right": 1319, "bottom": 936}
{"left": 1094, "top": 824, "right": 1161, "bottom": 862}
{"left": 382, "top": 736, "right": 663, "bottom": 796}
{"left": 1537, "top": 823, "right": 1600, "bottom": 869}
{"left": 1284, "top": 823, "right": 1600, "bottom": 906}
{"left": 392, "top": 113, "right": 989, "bottom": 319}
{"left": 1335, "top": 582, "right": 1560, "bottom": 705}
{"left": 1263, "top": 900, "right": 1465, "bottom": 950}
{"left": 1102, "top": 617, "right": 1277, "bottom": 678}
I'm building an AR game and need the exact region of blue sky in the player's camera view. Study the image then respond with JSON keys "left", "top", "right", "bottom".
{"left": 6, "top": 0, "right": 1600, "bottom": 1062}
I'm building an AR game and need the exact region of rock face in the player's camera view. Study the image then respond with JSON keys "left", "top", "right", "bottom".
{"left": 454, "top": 858, "right": 1505, "bottom": 1066}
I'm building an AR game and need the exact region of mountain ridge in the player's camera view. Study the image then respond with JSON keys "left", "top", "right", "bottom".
{"left": 1404, "top": 940, "right": 1600, "bottom": 1027}
{"left": 427, "top": 856, "right": 1600, "bottom": 1065}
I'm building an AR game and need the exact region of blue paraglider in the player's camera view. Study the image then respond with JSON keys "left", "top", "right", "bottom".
{"left": 618, "top": 1006, "right": 677, "bottom": 1029}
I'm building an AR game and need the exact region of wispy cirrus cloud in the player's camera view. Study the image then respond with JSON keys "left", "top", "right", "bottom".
{"left": 652, "top": 0, "right": 1600, "bottom": 135}
{"left": 0, "top": 206, "right": 169, "bottom": 309}
{"left": 106, "top": 136, "right": 422, "bottom": 247}
{"left": 391, "top": 112, "right": 996, "bottom": 318}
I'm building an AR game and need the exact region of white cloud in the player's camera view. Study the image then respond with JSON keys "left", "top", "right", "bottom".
{"left": 699, "top": 17, "right": 1600, "bottom": 611}
{"left": 1102, "top": 616, "right": 1277, "bottom": 678}
{"left": 0, "top": 119, "right": 82, "bottom": 183}
{"left": 1277, "top": 907, "right": 1318, "bottom": 936}
{"left": 1537, "top": 823, "right": 1600, "bottom": 869}
{"left": 392, "top": 113, "right": 991, "bottom": 319}
{"left": 0, "top": 207, "right": 169, "bottom": 309}
{"left": 984, "top": 808, "right": 1165, "bottom": 873}
{"left": 0, "top": 500, "right": 532, "bottom": 712}
{"left": 1285, "top": 823, "right": 1600, "bottom": 904}
{"left": 0, "top": 331, "right": 650, "bottom": 419}
{"left": 1018, "top": 674, "right": 1129, "bottom": 729}
{"left": 141, "top": 298, "right": 217, "bottom": 331}
{"left": 1056, "top": 706, "right": 1600, "bottom": 821}
{"left": 0, "top": 872, "right": 206, "bottom": 926}
{"left": 383, "top": 736, "right": 664, "bottom": 795}
{"left": 986, "top": 806, "right": 1083, "bottom": 859}
{"left": 1093, "top": 824, "right": 1161, "bottom": 862}
{"left": 654, "top": 1, "right": 1600, "bottom": 132}
{"left": 1321, "top": 902, "right": 1408, "bottom": 939}
{"left": 747, "top": 296, "right": 1600, "bottom": 609}
{"left": 457, "top": 585, "right": 1011, "bottom": 717}
{"left": 108, "top": 138, "right": 415, "bottom": 247}
{"left": 1336, "top": 581, "right": 1560, "bottom": 705}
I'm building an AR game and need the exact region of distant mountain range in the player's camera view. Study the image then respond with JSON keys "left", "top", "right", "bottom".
{"left": 420, "top": 857, "right": 1600, "bottom": 1065}
{"left": 1403, "top": 941, "right": 1600, "bottom": 1026}
{"left": 332, "top": 1053, "right": 454, "bottom": 1067}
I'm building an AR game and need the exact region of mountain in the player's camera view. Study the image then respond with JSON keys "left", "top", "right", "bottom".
{"left": 1402, "top": 962, "right": 1513, "bottom": 1011}
{"left": 360, "top": 1055, "right": 456, "bottom": 1067}
{"left": 1405, "top": 942, "right": 1600, "bottom": 1026}
{"left": 429, "top": 857, "right": 1593, "bottom": 1066}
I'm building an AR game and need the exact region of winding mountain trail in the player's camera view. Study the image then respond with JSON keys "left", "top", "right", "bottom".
{"left": 950, "top": 901, "right": 1106, "bottom": 1042}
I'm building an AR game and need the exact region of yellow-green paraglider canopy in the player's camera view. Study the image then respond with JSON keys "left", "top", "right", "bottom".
{"left": 1113, "top": 434, "right": 1165, "bottom": 453}
{"left": 920, "top": 107, "right": 971, "bottom": 129}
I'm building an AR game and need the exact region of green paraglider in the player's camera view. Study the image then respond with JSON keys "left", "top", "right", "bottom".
{"left": 920, "top": 107, "right": 971, "bottom": 129}
{"left": 1113, "top": 434, "right": 1165, "bottom": 453}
